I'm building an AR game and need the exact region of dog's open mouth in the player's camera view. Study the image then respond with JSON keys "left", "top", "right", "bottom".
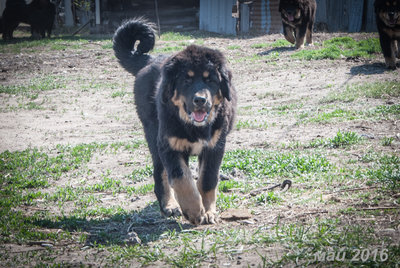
{"left": 287, "top": 14, "right": 295, "bottom": 21}
{"left": 190, "top": 110, "right": 208, "bottom": 123}
{"left": 388, "top": 18, "right": 398, "bottom": 26}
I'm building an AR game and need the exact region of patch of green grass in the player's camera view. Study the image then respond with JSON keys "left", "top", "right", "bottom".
{"left": 222, "top": 149, "right": 332, "bottom": 179}
{"left": 292, "top": 37, "right": 380, "bottom": 60}
{"left": 251, "top": 43, "right": 269, "bottom": 49}
{"left": 0, "top": 75, "right": 66, "bottom": 96}
{"left": 0, "top": 141, "right": 149, "bottom": 244}
{"left": 0, "top": 37, "right": 94, "bottom": 53}
{"left": 305, "top": 108, "right": 359, "bottom": 123}
{"left": 227, "top": 45, "right": 241, "bottom": 50}
{"left": 365, "top": 154, "right": 400, "bottom": 190}
{"left": 329, "top": 130, "right": 362, "bottom": 148}
{"left": 322, "top": 81, "right": 400, "bottom": 103}
{"left": 111, "top": 90, "right": 129, "bottom": 98}
{"left": 374, "top": 104, "right": 400, "bottom": 115}
{"left": 308, "top": 130, "right": 362, "bottom": 149}
{"left": 254, "top": 192, "right": 281, "bottom": 205}
{"left": 218, "top": 180, "right": 243, "bottom": 193}
{"left": 217, "top": 192, "right": 243, "bottom": 210}
{"left": 235, "top": 119, "right": 269, "bottom": 130}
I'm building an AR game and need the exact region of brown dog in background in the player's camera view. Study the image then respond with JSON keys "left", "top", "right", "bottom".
{"left": 279, "top": 0, "right": 317, "bottom": 49}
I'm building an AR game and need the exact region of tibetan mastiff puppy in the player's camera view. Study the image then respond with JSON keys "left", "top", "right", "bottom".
{"left": 113, "top": 19, "right": 237, "bottom": 225}
{"left": 279, "top": 0, "right": 317, "bottom": 49}
{"left": 374, "top": 0, "right": 400, "bottom": 69}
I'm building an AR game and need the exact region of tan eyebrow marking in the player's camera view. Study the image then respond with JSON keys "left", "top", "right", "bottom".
{"left": 187, "top": 70, "right": 194, "bottom": 77}
{"left": 203, "top": 71, "right": 209, "bottom": 78}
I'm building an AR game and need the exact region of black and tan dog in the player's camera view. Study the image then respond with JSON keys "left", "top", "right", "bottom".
{"left": 278, "top": 0, "right": 317, "bottom": 49}
{"left": 113, "top": 19, "right": 237, "bottom": 225}
{"left": 374, "top": 0, "right": 400, "bottom": 69}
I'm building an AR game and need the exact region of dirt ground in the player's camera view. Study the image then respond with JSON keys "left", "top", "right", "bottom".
{"left": 0, "top": 30, "right": 399, "bottom": 267}
{"left": 0, "top": 33, "right": 398, "bottom": 152}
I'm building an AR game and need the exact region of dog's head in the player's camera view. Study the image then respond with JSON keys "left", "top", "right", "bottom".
{"left": 279, "top": 0, "right": 302, "bottom": 22}
{"left": 160, "top": 45, "right": 232, "bottom": 127}
{"left": 375, "top": 0, "right": 400, "bottom": 27}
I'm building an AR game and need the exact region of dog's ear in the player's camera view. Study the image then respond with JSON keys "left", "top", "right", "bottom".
{"left": 160, "top": 58, "right": 178, "bottom": 104}
{"left": 218, "top": 65, "right": 232, "bottom": 101}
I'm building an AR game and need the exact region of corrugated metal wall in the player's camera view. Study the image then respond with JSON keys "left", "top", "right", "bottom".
{"left": 316, "top": 0, "right": 377, "bottom": 32}
{"left": 199, "top": 0, "right": 377, "bottom": 35}
{"left": 250, "top": 0, "right": 282, "bottom": 34}
{"left": 199, "top": 0, "right": 237, "bottom": 35}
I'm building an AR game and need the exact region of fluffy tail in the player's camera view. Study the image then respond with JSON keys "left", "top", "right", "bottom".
{"left": 113, "top": 18, "right": 156, "bottom": 76}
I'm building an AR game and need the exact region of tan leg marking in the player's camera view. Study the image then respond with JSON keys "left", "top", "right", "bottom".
{"left": 295, "top": 28, "right": 305, "bottom": 49}
{"left": 197, "top": 181, "right": 217, "bottom": 224}
{"left": 196, "top": 160, "right": 218, "bottom": 224}
{"left": 170, "top": 158, "right": 205, "bottom": 225}
{"left": 160, "top": 170, "right": 181, "bottom": 217}
{"left": 305, "top": 27, "right": 313, "bottom": 46}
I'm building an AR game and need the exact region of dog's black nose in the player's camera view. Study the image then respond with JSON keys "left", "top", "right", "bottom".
{"left": 388, "top": 12, "right": 395, "bottom": 18}
{"left": 193, "top": 95, "right": 207, "bottom": 106}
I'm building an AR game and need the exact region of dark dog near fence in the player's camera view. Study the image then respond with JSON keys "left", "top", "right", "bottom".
{"left": 2, "top": 0, "right": 55, "bottom": 40}
{"left": 113, "top": 18, "right": 237, "bottom": 225}
{"left": 374, "top": 0, "right": 400, "bottom": 69}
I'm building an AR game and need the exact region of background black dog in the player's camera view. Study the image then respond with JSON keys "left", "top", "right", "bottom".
{"left": 374, "top": 0, "right": 400, "bottom": 69}
{"left": 113, "top": 18, "right": 237, "bottom": 225}
{"left": 2, "top": 0, "right": 55, "bottom": 40}
{"left": 279, "top": 0, "right": 317, "bottom": 49}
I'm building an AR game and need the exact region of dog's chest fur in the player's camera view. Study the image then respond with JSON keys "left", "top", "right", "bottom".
{"left": 168, "top": 128, "right": 221, "bottom": 155}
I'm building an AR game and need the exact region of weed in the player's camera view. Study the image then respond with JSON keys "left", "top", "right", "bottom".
{"left": 381, "top": 137, "right": 394, "bottom": 146}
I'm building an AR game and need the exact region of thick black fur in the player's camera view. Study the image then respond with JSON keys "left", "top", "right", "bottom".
{"left": 2, "top": 0, "right": 55, "bottom": 40}
{"left": 279, "top": 0, "right": 316, "bottom": 49}
{"left": 113, "top": 19, "right": 237, "bottom": 224}
{"left": 374, "top": 0, "right": 400, "bottom": 69}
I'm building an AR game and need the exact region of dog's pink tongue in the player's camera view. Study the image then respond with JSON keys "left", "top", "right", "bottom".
{"left": 193, "top": 111, "right": 207, "bottom": 122}
{"left": 288, "top": 14, "right": 294, "bottom": 21}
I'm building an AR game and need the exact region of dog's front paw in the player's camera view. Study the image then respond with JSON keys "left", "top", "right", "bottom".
{"left": 181, "top": 205, "right": 206, "bottom": 225}
{"left": 203, "top": 210, "right": 217, "bottom": 224}
{"left": 171, "top": 176, "right": 206, "bottom": 225}
{"left": 161, "top": 201, "right": 182, "bottom": 218}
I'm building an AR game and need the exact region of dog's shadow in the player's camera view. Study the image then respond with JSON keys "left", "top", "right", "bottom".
{"left": 32, "top": 202, "right": 193, "bottom": 246}
{"left": 257, "top": 46, "right": 295, "bottom": 56}
{"left": 349, "top": 62, "right": 396, "bottom": 75}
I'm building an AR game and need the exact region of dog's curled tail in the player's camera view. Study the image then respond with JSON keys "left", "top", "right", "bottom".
{"left": 113, "top": 18, "right": 156, "bottom": 76}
